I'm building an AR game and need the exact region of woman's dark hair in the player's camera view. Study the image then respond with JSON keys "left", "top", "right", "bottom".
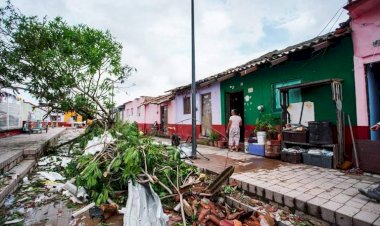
{"left": 231, "top": 109, "right": 237, "bottom": 114}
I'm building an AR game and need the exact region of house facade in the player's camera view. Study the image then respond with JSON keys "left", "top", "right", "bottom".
{"left": 169, "top": 82, "right": 223, "bottom": 140}
{"left": 123, "top": 95, "right": 175, "bottom": 134}
{"left": 218, "top": 29, "right": 357, "bottom": 157}
{"left": 345, "top": 0, "right": 380, "bottom": 141}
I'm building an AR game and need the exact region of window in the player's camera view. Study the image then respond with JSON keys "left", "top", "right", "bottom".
{"left": 126, "top": 109, "right": 130, "bottom": 117}
{"left": 273, "top": 80, "right": 302, "bottom": 111}
{"left": 137, "top": 106, "right": 141, "bottom": 117}
{"left": 183, "top": 96, "right": 191, "bottom": 114}
{"left": 131, "top": 108, "right": 133, "bottom": 116}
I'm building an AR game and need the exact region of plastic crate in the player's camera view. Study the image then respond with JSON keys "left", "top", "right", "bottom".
{"left": 281, "top": 151, "right": 303, "bottom": 164}
{"left": 308, "top": 121, "right": 333, "bottom": 145}
{"left": 302, "top": 153, "right": 333, "bottom": 168}
{"left": 248, "top": 143, "right": 265, "bottom": 156}
{"left": 282, "top": 131, "right": 308, "bottom": 143}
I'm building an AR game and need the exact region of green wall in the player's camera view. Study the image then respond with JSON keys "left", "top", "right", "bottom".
{"left": 220, "top": 36, "right": 356, "bottom": 126}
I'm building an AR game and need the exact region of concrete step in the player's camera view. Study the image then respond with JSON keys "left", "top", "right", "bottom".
{"left": 0, "top": 159, "right": 35, "bottom": 207}
{"left": 0, "top": 150, "right": 24, "bottom": 174}
{"left": 228, "top": 169, "right": 380, "bottom": 226}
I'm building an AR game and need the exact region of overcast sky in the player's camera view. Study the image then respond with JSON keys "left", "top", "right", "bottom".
{"left": 11, "top": 0, "right": 349, "bottom": 105}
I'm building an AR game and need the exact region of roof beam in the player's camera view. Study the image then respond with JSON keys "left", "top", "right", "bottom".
{"left": 313, "top": 41, "right": 331, "bottom": 52}
{"left": 240, "top": 66, "right": 258, "bottom": 76}
{"left": 217, "top": 72, "right": 237, "bottom": 82}
{"left": 270, "top": 55, "right": 288, "bottom": 66}
{"left": 199, "top": 79, "right": 216, "bottom": 88}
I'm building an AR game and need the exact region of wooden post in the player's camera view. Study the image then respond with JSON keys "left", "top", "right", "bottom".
{"left": 280, "top": 90, "right": 289, "bottom": 126}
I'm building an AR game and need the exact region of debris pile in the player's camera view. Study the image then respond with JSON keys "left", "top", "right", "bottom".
{"left": 63, "top": 122, "right": 281, "bottom": 225}
{"left": 0, "top": 123, "right": 325, "bottom": 225}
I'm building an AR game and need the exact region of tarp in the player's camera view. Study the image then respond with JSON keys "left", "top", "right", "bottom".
{"left": 124, "top": 180, "right": 168, "bottom": 226}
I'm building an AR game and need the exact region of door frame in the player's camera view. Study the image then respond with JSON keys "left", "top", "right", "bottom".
{"left": 225, "top": 91, "right": 245, "bottom": 142}
{"left": 160, "top": 105, "right": 168, "bottom": 133}
{"left": 201, "top": 92, "right": 212, "bottom": 137}
{"left": 366, "top": 62, "right": 380, "bottom": 141}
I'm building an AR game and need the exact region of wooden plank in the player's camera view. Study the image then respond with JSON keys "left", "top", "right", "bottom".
{"left": 270, "top": 55, "right": 288, "bottom": 66}
{"left": 199, "top": 79, "right": 216, "bottom": 88}
{"left": 217, "top": 72, "right": 236, "bottom": 82}
{"left": 240, "top": 66, "right": 258, "bottom": 76}
{"left": 313, "top": 41, "right": 330, "bottom": 52}
{"left": 278, "top": 78, "right": 343, "bottom": 91}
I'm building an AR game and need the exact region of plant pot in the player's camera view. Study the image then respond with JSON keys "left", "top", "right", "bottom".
{"left": 217, "top": 140, "right": 227, "bottom": 148}
{"left": 213, "top": 141, "right": 218, "bottom": 146}
{"left": 265, "top": 140, "right": 281, "bottom": 158}
{"left": 208, "top": 141, "right": 213, "bottom": 146}
{"left": 256, "top": 131, "right": 267, "bottom": 144}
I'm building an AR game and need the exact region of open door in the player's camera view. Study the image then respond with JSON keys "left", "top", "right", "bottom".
{"left": 225, "top": 91, "right": 245, "bottom": 142}
{"left": 160, "top": 105, "right": 168, "bottom": 133}
{"left": 201, "top": 93, "right": 212, "bottom": 136}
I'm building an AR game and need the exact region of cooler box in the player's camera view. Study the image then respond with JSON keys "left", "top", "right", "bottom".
{"left": 248, "top": 143, "right": 265, "bottom": 156}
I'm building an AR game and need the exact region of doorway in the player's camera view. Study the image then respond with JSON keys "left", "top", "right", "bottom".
{"left": 225, "top": 91, "right": 245, "bottom": 142}
{"left": 201, "top": 93, "right": 212, "bottom": 137}
{"left": 367, "top": 62, "right": 380, "bottom": 141}
{"left": 160, "top": 105, "right": 168, "bottom": 133}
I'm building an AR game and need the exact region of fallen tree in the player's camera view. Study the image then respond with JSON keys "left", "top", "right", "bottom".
{"left": 61, "top": 122, "right": 281, "bottom": 226}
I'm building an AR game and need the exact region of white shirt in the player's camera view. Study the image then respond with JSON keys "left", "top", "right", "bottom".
{"left": 229, "top": 115, "right": 242, "bottom": 129}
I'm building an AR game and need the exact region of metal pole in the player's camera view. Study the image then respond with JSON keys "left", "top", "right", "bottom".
{"left": 191, "top": 0, "right": 197, "bottom": 156}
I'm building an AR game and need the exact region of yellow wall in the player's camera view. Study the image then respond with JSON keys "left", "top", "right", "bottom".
{"left": 63, "top": 111, "right": 83, "bottom": 123}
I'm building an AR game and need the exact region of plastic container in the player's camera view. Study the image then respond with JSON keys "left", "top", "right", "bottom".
{"left": 248, "top": 143, "right": 265, "bottom": 156}
{"left": 282, "top": 131, "right": 308, "bottom": 143}
{"left": 256, "top": 131, "right": 267, "bottom": 144}
{"left": 302, "top": 153, "right": 333, "bottom": 168}
{"left": 308, "top": 121, "right": 333, "bottom": 144}
{"left": 281, "top": 151, "right": 303, "bottom": 164}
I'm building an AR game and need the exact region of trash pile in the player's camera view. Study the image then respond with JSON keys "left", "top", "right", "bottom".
{"left": 0, "top": 122, "right": 325, "bottom": 225}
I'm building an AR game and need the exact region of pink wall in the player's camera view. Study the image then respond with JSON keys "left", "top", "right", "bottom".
{"left": 347, "top": 0, "right": 380, "bottom": 126}
{"left": 123, "top": 97, "right": 175, "bottom": 126}
{"left": 144, "top": 103, "right": 160, "bottom": 124}
{"left": 123, "top": 97, "right": 146, "bottom": 124}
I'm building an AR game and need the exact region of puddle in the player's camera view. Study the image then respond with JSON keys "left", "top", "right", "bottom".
{"left": 190, "top": 153, "right": 286, "bottom": 174}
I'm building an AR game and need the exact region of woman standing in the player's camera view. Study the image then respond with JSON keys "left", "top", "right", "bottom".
{"left": 226, "top": 109, "right": 242, "bottom": 151}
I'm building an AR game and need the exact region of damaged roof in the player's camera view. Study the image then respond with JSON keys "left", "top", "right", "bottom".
{"left": 167, "top": 23, "right": 351, "bottom": 94}
{"left": 142, "top": 93, "right": 174, "bottom": 105}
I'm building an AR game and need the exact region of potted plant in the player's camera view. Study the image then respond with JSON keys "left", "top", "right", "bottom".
{"left": 209, "top": 131, "right": 219, "bottom": 146}
{"left": 217, "top": 138, "right": 227, "bottom": 148}
{"left": 254, "top": 114, "right": 280, "bottom": 144}
{"left": 254, "top": 114, "right": 271, "bottom": 144}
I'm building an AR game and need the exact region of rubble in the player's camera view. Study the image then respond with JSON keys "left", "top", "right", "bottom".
{"left": 0, "top": 124, "right": 326, "bottom": 225}
{"left": 37, "top": 171, "right": 66, "bottom": 181}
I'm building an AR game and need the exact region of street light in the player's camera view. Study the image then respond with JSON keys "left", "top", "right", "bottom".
{"left": 191, "top": 0, "right": 197, "bottom": 157}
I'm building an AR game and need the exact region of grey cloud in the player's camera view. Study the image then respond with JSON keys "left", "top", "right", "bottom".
{"left": 11, "top": 0, "right": 348, "bottom": 105}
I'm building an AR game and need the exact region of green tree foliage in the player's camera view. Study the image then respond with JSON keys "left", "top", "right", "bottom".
{"left": 0, "top": 1, "right": 134, "bottom": 125}
{"left": 66, "top": 122, "right": 197, "bottom": 205}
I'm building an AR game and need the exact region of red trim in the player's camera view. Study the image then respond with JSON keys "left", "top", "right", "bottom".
{"left": 134, "top": 121, "right": 371, "bottom": 162}
{"left": 0, "top": 129, "right": 22, "bottom": 138}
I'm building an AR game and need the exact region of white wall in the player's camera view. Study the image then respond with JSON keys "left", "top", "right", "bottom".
{"left": 174, "top": 83, "right": 221, "bottom": 126}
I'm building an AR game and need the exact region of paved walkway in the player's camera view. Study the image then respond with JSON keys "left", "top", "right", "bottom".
{"left": 0, "top": 127, "right": 66, "bottom": 171}
{"left": 154, "top": 138, "right": 380, "bottom": 226}
{"left": 0, "top": 127, "right": 66, "bottom": 150}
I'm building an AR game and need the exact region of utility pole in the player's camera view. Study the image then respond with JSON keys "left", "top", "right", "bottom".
{"left": 191, "top": 0, "right": 197, "bottom": 156}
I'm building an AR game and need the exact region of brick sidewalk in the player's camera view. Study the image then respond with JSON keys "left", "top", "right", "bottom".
{"left": 0, "top": 127, "right": 66, "bottom": 169}
{"left": 155, "top": 138, "right": 380, "bottom": 226}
